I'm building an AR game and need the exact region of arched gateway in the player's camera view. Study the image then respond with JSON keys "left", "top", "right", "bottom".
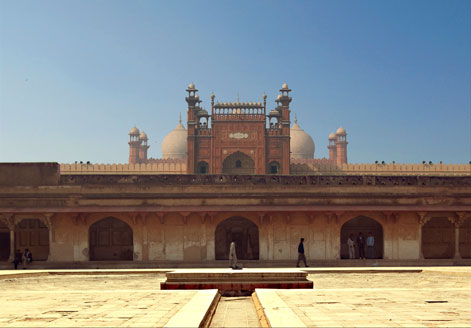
{"left": 422, "top": 217, "right": 454, "bottom": 259}
{"left": 15, "top": 218, "right": 49, "bottom": 261}
{"left": 215, "top": 217, "right": 259, "bottom": 260}
{"left": 340, "top": 216, "right": 383, "bottom": 259}
{"left": 222, "top": 152, "right": 255, "bottom": 175}
{"left": 0, "top": 221, "right": 10, "bottom": 261}
{"left": 89, "top": 217, "right": 133, "bottom": 261}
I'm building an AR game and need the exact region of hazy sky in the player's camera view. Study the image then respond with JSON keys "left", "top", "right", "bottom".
{"left": 1, "top": 0, "right": 470, "bottom": 164}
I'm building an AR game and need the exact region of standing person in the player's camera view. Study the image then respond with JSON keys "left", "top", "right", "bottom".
{"left": 229, "top": 241, "right": 237, "bottom": 269}
{"left": 367, "top": 232, "right": 375, "bottom": 259}
{"left": 357, "top": 232, "right": 366, "bottom": 259}
{"left": 13, "top": 249, "right": 22, "bottom": 270}
{"left": 24, "top": 248, "right": 33, "bottom": 266}
{"left": 347, "top": 234, "right": 355, "bottom": 259}
{"left": 296, "top": 238, "right": 308, "bottom": 267}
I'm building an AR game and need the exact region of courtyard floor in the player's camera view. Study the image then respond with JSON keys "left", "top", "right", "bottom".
{"left": 0, "top": 267, "right": 469, "bottom": 327}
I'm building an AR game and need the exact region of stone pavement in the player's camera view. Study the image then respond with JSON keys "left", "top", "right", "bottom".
{"left": 0, "top": 267, "right": 470, "bottom": 327}
{"left": 256, "top": 271, "right": 471, "bottom": 327}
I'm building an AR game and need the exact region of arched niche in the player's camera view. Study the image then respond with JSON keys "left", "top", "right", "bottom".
{"left": 197, "top": 161, "right": 209, "bottom": 174}
{"left": 460, "top": 218, "right": 471, "bottom": 258}
{"left": 222, "top": 151, "right": 255, "bottom": 175}
{"left": 340, "top": 216, "right": 383, "bottom": 259}
{"left": 215, "top": 216, "right": 259, "bottom": 260}
{"left": 268, "top": 161, "right": 280, "bottom": 174}
{"left": 422, "top": 217, "right": 454, "bottom": 259}
{"left": 89, "top": 217, "right": 133, "bottom": 261}
{"left": 15, "top": 218, "right": 49, "bottom": 261}
{"left": 0, "top": 221, "right": 10, "bottom": 261}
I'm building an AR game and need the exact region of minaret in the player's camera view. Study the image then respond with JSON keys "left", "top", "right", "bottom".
{"left": 335, "top": 126, "right": 348, "bottom": 165}
{"left": 328, "top": 132, "right": 337, "bottom": 162}
{"left": 128, "top": 126, "right": 141, "bottom": 164}
{"left": 138, "top": 131, "right": 149, "bottom": 163}
{"left": 278, "top": 83, "right": 292, "bottom": 174}
{"left": 186, "top": 82, "right": 199, "bottom": 173}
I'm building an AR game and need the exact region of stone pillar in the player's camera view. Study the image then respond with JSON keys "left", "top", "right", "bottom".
{"left": 1, "top": 215, "right": 16, "bottom": 262}
{"left": 453, "top": 213, "right": 466, "bottom": 260}
{"left": 417, "top": 212, "right": 429, "bottom": 260}
{"left": 41, "top": 213, "right": 55, "bottom": 262}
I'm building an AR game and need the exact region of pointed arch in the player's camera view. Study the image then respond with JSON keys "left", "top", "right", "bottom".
{"left": 215, "top": 216, "right": 259, "bottom": 260}
{"left": 222, "top": 151, "right": 255, "bottom": 175}
{"left": 340, "top": 216, "right": 383, "bottom": 259}
{"left": 89, "top": 217, "right": 133, "bottom": 261}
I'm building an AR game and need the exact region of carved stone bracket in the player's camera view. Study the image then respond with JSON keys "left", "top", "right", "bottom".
{"left": 384, "top": 212, "right": 398, "bottom": 224}
{"left": 307, "top": 213, "right": 316, "bottom": 224}
{"left": 72, "top": 213, "right": 89, "bottom": 226}
{"left": 284, "top": 214, "right": 291, "bottom": 224}
{"left": 198, "top": 212, "right": 207, "bottom": 224}
{"left": 180, "top": 212, "right": 191, "bottom": 225}
{"left": 156, "top": 212, "right": 165, "bottom": 225}
{"left": 454, "top": 212, "right": 468, "bottom": 228}
{"left": 40, "top": 213, "right": 55, "bottom": 229}
{"left": 417, "top": 212, "right": 430, "bottom": 226}
{"left": 0, "top": 214, "right": 15, "bottom": 230}
{"left": 257, "top": 212, "right": 266, "bottom": 225}
{"left": 326, "top": 212, "right": 339, "bottom": 224}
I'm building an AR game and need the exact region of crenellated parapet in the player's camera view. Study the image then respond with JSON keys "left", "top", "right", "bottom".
{"left": 290, "top": 161, "right": 471, "bottom": 176}
{"left": 60, "top": 161, "right": 186, "bottom": 175}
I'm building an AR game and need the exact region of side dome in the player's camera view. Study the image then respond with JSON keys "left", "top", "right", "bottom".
{"left": 329, "top": 132, "right": 336, "bottom": 140}
{"left": 290, "top": 121, "right": 315, "bottom": 159}
{"left": 336, "top": 126, "right": 346, "bottom": 135}
{"left": 161, "top": 122, "right": 187, "bottom": 159}
{"left": 139, "top": 131, "right": 148, "bottom": 140}
{"left": 129, "top": 126, "right": 140, "bottom": 136}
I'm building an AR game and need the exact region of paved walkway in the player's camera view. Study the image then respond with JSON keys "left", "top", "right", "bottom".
{"left": 210, "top": 296, "right": 260, "bottom": 327}
{"left": 0, "top": 267, "right": 470, "bottom": 327}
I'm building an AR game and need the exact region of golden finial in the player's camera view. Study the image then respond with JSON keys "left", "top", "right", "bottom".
{"left": 237, "top": 93, "right": 240, "bottom": 103}
{"left": 179, "top": 113, "right": 182, "bottom": 124}
{"left": 294, "top": 113, "right": 298, "bottom": 124}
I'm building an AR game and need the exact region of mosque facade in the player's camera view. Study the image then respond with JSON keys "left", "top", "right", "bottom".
{"left": 127, "top": 83, "right": 348, "bottom": 174}
{"left": 0, "top": 83, "right": 471, "bottom": 267}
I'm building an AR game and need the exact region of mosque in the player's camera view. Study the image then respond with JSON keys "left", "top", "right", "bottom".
{"left": 127, "top": 83, "right": 347, "bottom": 174}
{"left": 0, "top": 83, "right": 470, "bottom": 267}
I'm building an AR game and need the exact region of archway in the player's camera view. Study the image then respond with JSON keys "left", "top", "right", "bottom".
{"left": 340, "top": 216, "right": 383, "bottom": 259}
{"left": 0, "top": 221, "right": 10, "bottom": 261}
{"left": 222, "top": 151, "right": 255, "bottom": 175}
{"left": 89, "top": 217, "right": 133, "bottom": 261}
{"left": 15, "top": 218, "right": 49, "bottom": 261}
{"left": 215, "top": 217, "right": 259, "bottom": 260}
{"left": 459, "top": 218, "right": 471, "bottom": 258}
{"left": 268, "top": 161, "right": 280, "bottom": 174}
{"left": 422, "top": 217, "right": 454, "bottom": 259}
{"left": 197, "top": 161, "right": 209, "bottom": 174}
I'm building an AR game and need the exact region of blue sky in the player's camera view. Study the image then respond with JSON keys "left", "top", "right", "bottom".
{"left": 1, "top": 0, "right": 470, "bottom": 164}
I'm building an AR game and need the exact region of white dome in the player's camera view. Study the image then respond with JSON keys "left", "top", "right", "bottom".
{"left": 336, "top": 126, "right": 346, "bottom": 135}
{"left": 129, "top": 126, "right": 140, "bottom": 136}
{"left": 290, "top": 122, "right": 315, "bottom": 159}
{"left": 162, "top": 122, "right": 187, "bottom": 159}
{"left": 139, "top": 131, "right": 148, "bottom": 140}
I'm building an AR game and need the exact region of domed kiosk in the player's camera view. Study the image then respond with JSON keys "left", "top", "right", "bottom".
{"left": 162, "top": 118, "right": 187, "bottom": 160}
{"left": 290, "top": 114, "right": 315, "bottom": 159}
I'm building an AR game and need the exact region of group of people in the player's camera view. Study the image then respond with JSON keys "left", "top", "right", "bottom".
{"left": 347, "top": 232, "right": 375, "bottom": 259}
{"left": 13, "top": 248, "right": 33, "bottom": 270}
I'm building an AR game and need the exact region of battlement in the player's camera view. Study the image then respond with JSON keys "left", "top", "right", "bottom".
{"left": 61, "top": 161, "right": 186, "bottom": 175}
{"left": 290, "top": 160, "right": 471, "bottom": 176}
{"left": 211, "top": 101, "right": 266, "bottom": 121}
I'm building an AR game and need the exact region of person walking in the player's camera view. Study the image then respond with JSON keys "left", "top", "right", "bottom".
{"left": 357, "top": 232, "right": 366, "bottom": 259}
{"left": 229, "top": 241, "right": 237, "bottom": 269}
{"left": 296, "top": 238, "right": 308, "bottom": 267}
{"left": 367, "top": 232, "right": 375, "bottom": 259}
{"left": 347, "top": 233, "right": 355, "bottom": 259}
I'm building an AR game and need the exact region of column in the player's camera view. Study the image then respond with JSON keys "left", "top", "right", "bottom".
{"left": 42, "top": 213, "right": 55, "bottom": 262}
{"left": 417, "top": 212, "right": 429, "bottom": 260}
{"left": 453, "top": 212, "right": 466, "bottom": 260}
{"left": 1, "top": 215, "right": 15, "bottom": 262}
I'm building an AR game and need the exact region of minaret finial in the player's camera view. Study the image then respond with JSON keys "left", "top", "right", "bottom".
{"left": 294, "top": 113, "right": 298, "bottom": 124}
{"left": 179, "top": 113, "right": 182, "bottom": 124}
{"left": 237, "top": 92, "right": 240, "bottom": 103}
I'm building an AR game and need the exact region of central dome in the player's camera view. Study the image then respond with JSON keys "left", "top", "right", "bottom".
{"left": 161, "top": 122, "right": 187, "bottom": 159}
{"left": 290, "top": 120, "right": 315, "bottom": 159}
